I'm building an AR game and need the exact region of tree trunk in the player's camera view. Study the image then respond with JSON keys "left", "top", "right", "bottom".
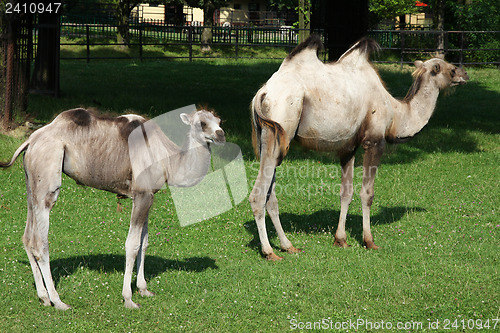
{"left": 173, "top": 4, "right": 185, "bottom": 26}
{"left": 2, "top": 20, "right": 15, "bottom": 129}
{"left": 117, "top": 2, "right": 131, "bottom": 47}
{"left": 433, "top": 0, "right": 446, "bottom": 57}
{"left": 298, "top": 0, "right": 311, "bottom": 43}
{"left": 398, "top": 15, "right": 406, "bottom": 30}
{"left": 327, "top": 0, "right": 369, "bottom": 61}
{"left": 31, "top": 12, "right": 59, "bottom": 96}
{"left": 201, "top": 1, "right": 216, "bottom": 52}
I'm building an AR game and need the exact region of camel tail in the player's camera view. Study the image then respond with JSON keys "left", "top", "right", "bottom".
{"left": 0, "top": 140, "right": 30, "bottom": 168}
{"left": 251, "top": 91, "right": 289, "bottom": 166}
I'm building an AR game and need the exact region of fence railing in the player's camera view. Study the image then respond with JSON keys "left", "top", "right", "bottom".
{"left": 369, "top": 30, "right": 500, "bottom": 67}
{"left": 59, "top": 22, "right": 310, "bottom": 62}
{"left": 55, "top": 20, "right": 500, "bottom": 66}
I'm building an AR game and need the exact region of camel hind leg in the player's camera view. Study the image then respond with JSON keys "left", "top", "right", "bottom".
{"left": 266, "top": 180, "right": 300, "bottom": 254}
{"left": 249, "top": 153, "right": 281, "bottom": 260}
{"left": 249, "top": 127, "right": 299, "bottom": 261}
{"left": 22, "top": 146, "right": 70, "bottom": 310}
{"left": 23, "top": 169, "right": 50, "bottom": 306}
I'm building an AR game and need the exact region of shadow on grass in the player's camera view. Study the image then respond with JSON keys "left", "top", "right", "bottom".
{"left": 244, "top": 206, "right": 427, "bottom": 252}
{"left": 21, "top": 255, "right": 218, "bottom": 289}
{"left": 283, "top": 77, "right": 494, "bottom": 165}
{"left": 26, "top": 59, "right": 499, "bottom": 167}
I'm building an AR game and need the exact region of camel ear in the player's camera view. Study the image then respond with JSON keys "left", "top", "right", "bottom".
{"left": 432, "top": 63, "right": 441, "bottom": 74}
{"left": 180, "top": 113, "right": 191, "bottom": 125}
{"left": 414, "top": 60, "right": 423, "bottom": 68}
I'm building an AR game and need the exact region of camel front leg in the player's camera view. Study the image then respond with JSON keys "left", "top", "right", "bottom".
{"left": 334, "top": 154, "right": 355, "bottom": 248}
{"left": 123, "top": 192, "right": 154, "bottom": 309}
{"left": 360, "top": 140, "right": 385, "bottom": 249}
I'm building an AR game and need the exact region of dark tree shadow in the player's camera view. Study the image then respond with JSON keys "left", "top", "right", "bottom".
{"left": 244, "top": 206, "right": 427, "bottom": 253}
{"left": 30, "top": 60, "right": 498, "bottom": 167}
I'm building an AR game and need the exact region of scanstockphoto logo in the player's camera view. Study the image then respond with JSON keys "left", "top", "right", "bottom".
{"left": 127, "top": 105, "right": 248, "bottom": 227}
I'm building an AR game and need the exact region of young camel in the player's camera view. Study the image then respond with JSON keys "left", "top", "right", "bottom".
{"left": 0, "top": 107, "right": 225, "bottom": 309}
{"left": 250, "top": 36, "right": 469, "bottom": 260}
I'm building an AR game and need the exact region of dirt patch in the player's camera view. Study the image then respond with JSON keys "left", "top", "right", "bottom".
{"left": 1, "top": 122, "right": 43, "bottom": 139}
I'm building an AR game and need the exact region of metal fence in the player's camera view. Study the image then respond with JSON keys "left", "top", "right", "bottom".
{"left": 369, "top": 30, "right": 500, "bottom": 67}
{"left": 59, "top": 22, "right": 309, "bottom": 62}
{"left": 56, "top": 20, "right": 500, "bottom": 66}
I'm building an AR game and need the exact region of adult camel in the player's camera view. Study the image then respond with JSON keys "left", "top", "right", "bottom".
{"left": 249, "top": 36, "right": 469, "bottom": 260}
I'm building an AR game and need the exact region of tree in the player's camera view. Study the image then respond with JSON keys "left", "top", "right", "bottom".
{"left": 430, "top": 0, "right": 445, "bottom": 56}
{"left": 185, "top": 0, "right": 230, "bottom": 52}
{"left": 446, "top": 0, "right": 500, "bottom": 31}
{"left": 327, "top": 0, "right": 369, "bottom": 60}
{"left": 1, "top": 0, "right": 35, "bottom": 129}
{"left": 297, "top": 0, "right": 311, "bottom": 43}
{"left": 444, "top": 0, "right": 500, "bottom": 63}
{"left": 369, "top": 0, "right": 419, "bottom": 28}
{"left": 31, "top": 5, "right": 60, "bottom": 96}
{"left": 268, "top": 0, "right": 296, "bottom": 11}
{"left": 113, "top": 0, "right": 141, "bottom": 46}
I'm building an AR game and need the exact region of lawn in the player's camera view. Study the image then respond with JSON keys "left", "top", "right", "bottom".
{"left": 0, "top": 56, "right": 498, "bottom": 332}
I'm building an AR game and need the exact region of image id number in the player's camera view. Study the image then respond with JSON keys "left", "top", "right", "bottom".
{"left": 6, "top": 2, "right": 62, "bottom": 14}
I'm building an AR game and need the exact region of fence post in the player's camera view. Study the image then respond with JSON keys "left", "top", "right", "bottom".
{"left": 188, "top": 26, "right": 193, "bottom": 62}
{"left": 86, "top": 25, "right": 90, "bottom": 63}
{"left": 235, "top": 27, "right": 239, "bottom": 59}
{"left": 444, "top": 31, "right": 449, "bottom": 58}
{"left": 3, "top": 21, "right": 15, "bottom": 129}
{"left": 459, "top": 31, "right": 464, "bottom": 67}
{"left": 400, "top": 31, "right": 405, "bottom": 69}
{"left": 139, "top": 23, "right": 143, "bottom": 61}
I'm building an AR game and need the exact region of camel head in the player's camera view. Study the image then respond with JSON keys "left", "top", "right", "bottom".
{"left": 414, "top": 58, "right": 469, "bottom": 90}
{"left": 180, "top": 109, "right": 226, "bottom": 145}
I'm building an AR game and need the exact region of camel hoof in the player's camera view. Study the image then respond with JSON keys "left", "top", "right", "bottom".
{"left": 364, "top": 241, "right": 380, "bottom": 250}
{"left": 265, "top": 252, "right": 283, "bottom": 261}
{"left": 139, "top": 289, "right": 155, "bottom": 297}
{"left": 124, "top": 300, "right": 141, "bottom": 309}
{"left": 54, "top": 302, "right": 71, "bottom": 311}
{"left": 283, "top": 246, "right": 302, "bottom": 254}
{"left": 40, "top": 297, "right": 52, "bottom": 307}
{"left": 333, "top": 239, "right": 350, "bottom": 248}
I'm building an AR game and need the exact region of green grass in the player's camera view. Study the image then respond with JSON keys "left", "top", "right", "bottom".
{"left": 60, "top": 36, "right": 292, "bottom": 61}
{"left": 0, "top": 58, "right": 499, "bottom": 332}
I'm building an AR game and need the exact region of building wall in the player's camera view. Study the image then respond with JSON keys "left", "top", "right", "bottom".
{"left": 219, "top": 1, "right": 270, "bottom": 25}
{"left": 134, "top": 4, "right": 165, "bottom": 21}
{"left": 135, "top": 1, "right": 268, "bottom": 25}
{"left": 396, "top": 13, "right": 433, "bottom": 29}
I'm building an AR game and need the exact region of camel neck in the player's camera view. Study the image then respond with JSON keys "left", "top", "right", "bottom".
{"left": 389, "top": 80, "right": 440, "bottom": 141}
{"left": 172, "top": 131, "right": 211, "bottom": 187}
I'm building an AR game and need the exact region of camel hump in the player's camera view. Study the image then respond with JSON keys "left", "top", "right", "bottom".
{"left": 338, "top": 37, "right": 380, "bottom": 63}
{"left": 286, "top": 34, "right": 324, "bottom": 60}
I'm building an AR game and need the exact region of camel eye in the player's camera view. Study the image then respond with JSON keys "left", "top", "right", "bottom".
{"left": 451, "top": 69, "right": 456, "bottom": 77}
{"left": 200, "top": 121, "right": 207, "bottom": 130}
